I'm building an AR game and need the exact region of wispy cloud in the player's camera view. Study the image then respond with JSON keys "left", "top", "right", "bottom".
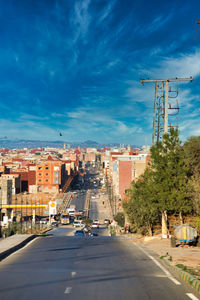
{"left": 146, "top": 13, "right": 173, "bottom": 33}
{"left": 146, "top": 51, "right": 200, "bottom": 78}
{"left": 98, "top": 0, "right": 116, "bottom": 23}
{"left": 71, "top": 0, "right": 91, "bottom": 42}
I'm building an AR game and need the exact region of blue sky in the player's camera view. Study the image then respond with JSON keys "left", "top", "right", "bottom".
{"left": 0, "top": 0, "right": 200, "bottom": 145}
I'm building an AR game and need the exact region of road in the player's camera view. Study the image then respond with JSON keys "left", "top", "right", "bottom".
{"left": 70, "top": 191, "right": 86, "bottom": 212}
{"left": 0, "top": 226, "right": 197, "bottom": 300}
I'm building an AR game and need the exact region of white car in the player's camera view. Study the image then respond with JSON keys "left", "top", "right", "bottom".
{"left": 92, "top": 221, "right": 99, "bottom": 229}
{"left": 73, "top": 220, "right": 83, "bottom": 228}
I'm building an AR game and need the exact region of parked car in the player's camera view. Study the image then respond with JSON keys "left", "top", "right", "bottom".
{"left": 104, "top": 219, "right": 110, "bottom": 225}
{"left": 40, "top": 218, "right": 47, "bottom": 224}
{"left": 74, "top": 230, "right": 85, "bottom": 237}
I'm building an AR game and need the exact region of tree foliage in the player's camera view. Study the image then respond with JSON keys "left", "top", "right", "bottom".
{"left": 124, "top": 128, "right": 193, "bottom": 235}
{"left": 183, "top": 136, "right": 200, "bottom": 214}
{"left": 123, "top": 169, "right": 159, "bottom": 235}
{"left": 114, "top": 212, "right": 125, "bottom": 227}
{"left": 151, "top": 128, "right": 191, "bottom": 216}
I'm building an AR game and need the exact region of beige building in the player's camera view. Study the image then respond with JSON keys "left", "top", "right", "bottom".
{"left": 0, "top": 178, "right": 12, "bottom": 220}
{"left": 1, "top": 174, "right": 21, "bottom": 194}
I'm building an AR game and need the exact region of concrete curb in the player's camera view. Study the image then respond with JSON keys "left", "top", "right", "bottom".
{"left": 163, "top": 257, "right": 200, "bottom": 294}
{"left": 0, "top": 228, "right": 53, "bottom": 262}
{"left": 0, "top": 235, "right": 37, "bottom": 262}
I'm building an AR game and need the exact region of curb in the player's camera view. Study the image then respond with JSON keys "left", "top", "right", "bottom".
{"left": 0, "top": 228, "right": 53, "bottom": 262}
{"left": 163, "top": 257, "right": 200, "bottom": 294}
{"left": 0, "top": 235, "right": 37, "bottom": 262}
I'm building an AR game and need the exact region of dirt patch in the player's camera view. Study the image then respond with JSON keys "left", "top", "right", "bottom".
{"left": 132, "top": 234, "right": 200, "bottom": 269}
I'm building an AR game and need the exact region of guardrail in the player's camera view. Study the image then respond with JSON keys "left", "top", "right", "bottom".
{"left": 57, "top": 193, "right": 72, "bottom": 214}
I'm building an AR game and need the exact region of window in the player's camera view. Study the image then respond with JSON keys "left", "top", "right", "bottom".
{"left": 54, "top": 172, "right": 59, "bottom": 177}
{"left": 39, "top": 179, "right": 41, "bottom": 182}
{"left": 54, "top": 178, "right": 59, "bottom": 183}
{"left": 45, "top": 179, "right": 48, "bottom": 182}
{"left": 38, "top": 167, "right": 42, "bottom": 170}
{"left": 45, "top": 167, "right": 49, "bottom": 170}
{"left": 39, "top": 173, "right": 42, "bottom": 176}
{"left": 46, "top": 173, "right": 49, "bottom": 176}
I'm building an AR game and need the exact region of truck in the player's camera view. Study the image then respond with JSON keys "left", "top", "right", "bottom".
{"left": 171, "top": 224, "right": 199, "bottom": 247}
{"left": 67, "top": 205, "right": 76, "bottom": 216}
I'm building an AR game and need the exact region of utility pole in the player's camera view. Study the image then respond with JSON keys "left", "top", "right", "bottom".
{"left": 141, "top": 77, "right": 194, "bottom": 144}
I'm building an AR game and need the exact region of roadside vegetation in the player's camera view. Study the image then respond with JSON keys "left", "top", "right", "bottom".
{"left": 123, "top": 128, "right": 200, "bottom": 236}
{"left": 114, "top": 212, "right": 125, "bottom": 228}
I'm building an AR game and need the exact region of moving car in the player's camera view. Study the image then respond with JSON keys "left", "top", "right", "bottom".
{"left": 74, "top": 230, "right": 85, "bottom": 237}
{"left": 73, "top": 220, "right": 83, "bottom": 228}
{"left": 51, "top": 221, "right": 58, "bottom": 227}
{"left": 92, "top": 220, "right": 99, "bottom": 229}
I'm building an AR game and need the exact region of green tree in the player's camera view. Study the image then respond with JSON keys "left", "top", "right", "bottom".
{"left": 114, "top": 212, "right": 125, "bottom": 227}
{"left": 150, "top": 128, "right": 192, "bottom": 234}
{"left": 124, "top": 169, "right": 159, "bottom": 236}
{"left": 183, "top": 136, "right": 200, "bottom": 214}
{"left": 124, "top": 128, "right": 192, "bottom": 236}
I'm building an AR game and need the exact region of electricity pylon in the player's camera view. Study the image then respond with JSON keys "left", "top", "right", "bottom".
{"left": 141, "top": 77, "right": 194, "bottom": 145}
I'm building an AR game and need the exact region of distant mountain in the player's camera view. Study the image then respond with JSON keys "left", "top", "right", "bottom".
{"left": 0, "top": 139, "right": 140, "bottom": 149}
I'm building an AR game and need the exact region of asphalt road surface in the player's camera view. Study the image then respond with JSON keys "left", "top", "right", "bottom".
{"left": 0, "top": 227, "right": 197, "bottom": 300}
{"left": 70, "top": 191, "right": 86, "bottom": 212}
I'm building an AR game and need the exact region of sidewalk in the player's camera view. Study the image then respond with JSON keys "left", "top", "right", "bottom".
{"left": 0, "top": 234, "right": 37, "bottom": 261}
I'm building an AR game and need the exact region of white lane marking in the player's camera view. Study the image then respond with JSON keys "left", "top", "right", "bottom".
{"left": 186, "top": 293, "right": 199, "bottom": 300}
{"left": 71, "top": 271, "right": 76, "bottom": 277}
{"left": 134, "top": 243, "right": 181, "bottom": 285}
{"left": 64, "top": 287, "right": 72, "bottom": 294}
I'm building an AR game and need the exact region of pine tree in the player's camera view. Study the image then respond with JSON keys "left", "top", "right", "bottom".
{"left": 124, "top": 128, "right": 192, "bottom": 236}
{"left": 150, "top": 128, "right": 192, "bottom": 234}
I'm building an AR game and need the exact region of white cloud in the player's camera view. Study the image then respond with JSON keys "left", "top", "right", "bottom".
{"left": 72, "top": 0, "right": 91, "bottom": 42}
{"left": 0, "top": 119, "right": 57, "bottom": 140}
{"left": 98, "top": 0, "right": 116, "bottom": 23}
{"left": 149, "top": 51, "right": 200, "bottom": 78}
{"left": 65, "top": 106, "right": 146, "bottom": 143}
{"left": 146, "top": 13, "right": 173, "bottom": 34}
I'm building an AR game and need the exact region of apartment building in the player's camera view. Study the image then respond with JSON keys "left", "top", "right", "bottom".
{"left": 111, "top": 153, "right": 148, "bottom": 200}
{"left": 36, "top": 160, "right": 62, "bottom": 193}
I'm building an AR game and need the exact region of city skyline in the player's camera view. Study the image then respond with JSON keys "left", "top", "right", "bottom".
{"left": 0, "top": 0, "right": 200, "bottom": 145}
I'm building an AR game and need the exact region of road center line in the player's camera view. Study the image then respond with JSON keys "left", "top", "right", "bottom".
{"left": 71, "top": 271, "right": 76, "bottom": 277}
{"left": 134, "top": 243, "right": 181, "bottom": 285}
{"left": 64, "top": 287, "right": 72, "bottom": 294}
{"left": 186, "top": 293, "right": 199, "bottom": 300}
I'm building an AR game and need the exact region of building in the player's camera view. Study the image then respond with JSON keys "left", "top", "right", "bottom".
{"left": 112, "top": 154, "right": 148, "bottom": 199}
{"left": 0, "top": 177, "right": 12, "bottom": 221}
{"left": 1, "top": 174, "right": 21, "bottom": 194}
{"left": 36, "top": 160, "right": 62, "bottom": 193}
